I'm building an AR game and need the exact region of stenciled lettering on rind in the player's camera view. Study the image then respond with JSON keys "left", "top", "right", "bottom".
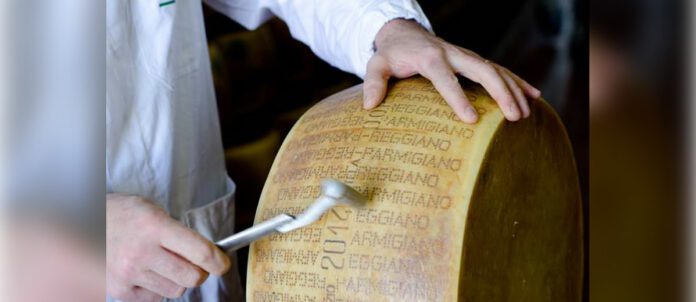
{"left": 285, "top": 129, "right": 455, "bottom": 152}
{"left": 252, "top": 79, "right": 485, "bottom": 301}
{"left": 272, "top": 165, "right": 440, "bottom": 187}
{"left": 287, "top": 146, "right": 463, "bottom": 172}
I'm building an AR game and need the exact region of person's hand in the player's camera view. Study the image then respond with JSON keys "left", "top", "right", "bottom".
{"left": 107, "top": 194, "right": 230, "bottom": 301}
{"left": 363, "top": 18, "right": 541, "bottom": 123}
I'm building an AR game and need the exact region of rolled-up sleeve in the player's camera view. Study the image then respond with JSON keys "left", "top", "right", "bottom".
{"left": 204, "top": 0, "right": 432, "bottom": 78}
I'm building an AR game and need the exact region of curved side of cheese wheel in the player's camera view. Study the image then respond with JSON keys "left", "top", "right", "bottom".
{"left": 460, "top": 99, "right": 582, "bottom": 301}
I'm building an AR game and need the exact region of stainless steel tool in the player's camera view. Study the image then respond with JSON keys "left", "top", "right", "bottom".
{"left": 215, "top": 178, "right": 367, "bottom": 252}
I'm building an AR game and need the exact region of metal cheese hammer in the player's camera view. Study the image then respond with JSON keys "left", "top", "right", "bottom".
{"left": 215, "top": 178, "right": 367, "bottom": 252}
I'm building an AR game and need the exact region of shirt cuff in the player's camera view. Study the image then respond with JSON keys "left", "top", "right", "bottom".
{"left": 351, "top": 1, "right": 433, "bottom": 78}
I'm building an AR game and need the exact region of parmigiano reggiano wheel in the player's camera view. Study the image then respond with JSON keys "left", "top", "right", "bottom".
{"left": 247, "top": 77, "right": 583, "bottom": 301}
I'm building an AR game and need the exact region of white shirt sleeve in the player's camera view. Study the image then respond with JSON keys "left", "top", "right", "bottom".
{"left": 204, "top": 0, "right": 432, "bottom": 78}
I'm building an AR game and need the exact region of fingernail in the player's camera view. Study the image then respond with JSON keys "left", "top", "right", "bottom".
{"left": 464, "top": 106, "right": 478, "bottom": 123}
{"left": 508, "top": 104, "right": 520, "bottom": 120}
{"left": 363, "top": 94, "right": 375, "bottom": 109}
{"left": 533, "top": 88, "right": 541, "bottom": 97}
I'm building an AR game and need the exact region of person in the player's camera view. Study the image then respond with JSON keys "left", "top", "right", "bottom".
{"left": 106, "top": 0, "right": 540, "bottom": 301}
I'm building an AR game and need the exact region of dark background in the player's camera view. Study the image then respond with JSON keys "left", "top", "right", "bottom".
{"left": 203, "top": 0, "right": 588, "bottom": 297}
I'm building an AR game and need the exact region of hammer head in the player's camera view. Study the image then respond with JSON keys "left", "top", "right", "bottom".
{"left": 320, "top": 178, "right": 368, "bottom": 207}
{"left": 275, "top": 178, "right": 367, "bottom": 233}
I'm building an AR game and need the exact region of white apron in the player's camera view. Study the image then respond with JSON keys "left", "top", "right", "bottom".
{"left": 107, "top": 0, "right": 242, "bottom": 300}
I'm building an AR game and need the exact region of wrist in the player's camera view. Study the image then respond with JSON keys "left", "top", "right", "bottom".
{"left": 374, "top": 18, "right": 426, "bottom": 50}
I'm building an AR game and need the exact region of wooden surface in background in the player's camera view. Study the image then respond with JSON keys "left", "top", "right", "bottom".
{"left": 246, "top": 77, "right": 582, "bottom": 301}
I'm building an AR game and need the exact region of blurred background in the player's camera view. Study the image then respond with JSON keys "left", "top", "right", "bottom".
{"left": 590, "top": 0, "right": 687, "bottom": 301}
{"left": 202, "top": 0, "right": 590, "bottom": 297}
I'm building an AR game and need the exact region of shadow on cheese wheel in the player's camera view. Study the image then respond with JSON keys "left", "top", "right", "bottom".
{"left": 247, "top": 76, "right": 583, "bottom": 301}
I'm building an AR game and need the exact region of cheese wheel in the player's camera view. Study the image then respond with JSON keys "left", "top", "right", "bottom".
{"left": 247, "top": 77, "right": 582, "bottom": 301}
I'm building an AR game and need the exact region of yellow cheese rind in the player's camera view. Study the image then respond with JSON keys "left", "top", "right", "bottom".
{"left": 247, "top": 77, "right": 582, "bottom": 302}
